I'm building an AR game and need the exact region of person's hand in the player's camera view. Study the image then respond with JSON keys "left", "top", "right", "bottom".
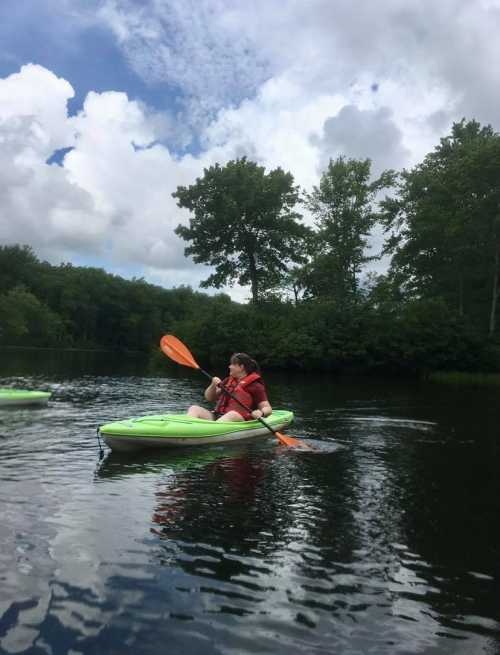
{"left": 212, "top": 376, "right": 222, "bottom": 387}
{"left": 251, "top": 409, "right": 263, "bottom": 419}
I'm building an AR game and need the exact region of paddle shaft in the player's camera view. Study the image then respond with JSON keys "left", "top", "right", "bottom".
{"left": 198, "top": 367, "right": 280, "bottom": 436}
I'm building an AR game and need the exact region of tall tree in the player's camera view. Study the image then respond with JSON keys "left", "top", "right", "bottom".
{"left": 382, "top": 120, "right": 500, "bottom": 335}
{"left": 173, "top": 157, "right": 311, "bottom": 302}
{"left": 304, "top": 157, "right": 394, "bottom": 303}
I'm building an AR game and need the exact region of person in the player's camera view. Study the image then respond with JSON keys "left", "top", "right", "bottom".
{"left": 187, "top": 352, "right": 272, "bottom": 422}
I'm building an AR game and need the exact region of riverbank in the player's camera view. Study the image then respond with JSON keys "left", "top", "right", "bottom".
{"left": 0, "top": 345, "right": 144, "bottom": 354}
{"left": 429, "top": 371, "right": 500, "bottom": 386}
{"left": 5, "top": 345, "right": 500, "bottom": 384}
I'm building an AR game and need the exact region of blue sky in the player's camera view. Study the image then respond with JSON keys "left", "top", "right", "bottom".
{"left": 0, "top": 2, "right": 178, "bottom": 125}
{"left": 1, "top": 0, "right": 500, "bottom": 300}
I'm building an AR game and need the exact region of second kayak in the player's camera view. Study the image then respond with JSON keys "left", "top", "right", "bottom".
{"left": 0, "top": 388, "right": 52, "bottom": 407}
{"left": 99, "top": 409, "right": 294, "bottom": 452}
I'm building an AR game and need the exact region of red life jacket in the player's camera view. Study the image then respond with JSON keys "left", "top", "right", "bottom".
{"left": 214, "top": 372, "right": 262, "bottom": 417}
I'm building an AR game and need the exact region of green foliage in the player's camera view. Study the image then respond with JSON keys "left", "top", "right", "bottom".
{"left": 303, "top": 157, "right": 395, "bottom": 303}
{"left": 382, "top": 119, "right": 500, "bottom": 335}
{"left": 0, "top": 247, "right": 227, "bottom": 352}
{"left": 0, "top": 244, "right": 40, "bottom": 292}
{"left": 174, "top": 157, "right": 311, "bottom": 302}
{"left": 1, "top": 242, "right": 496, "bottom": 374}
{"left": 0, "top": 286, "right": 64, "bottom": 345}
{"left": 166, "top": 295, "right": 484, "bottom": 374}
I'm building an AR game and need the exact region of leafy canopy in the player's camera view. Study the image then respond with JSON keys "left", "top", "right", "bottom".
{"left": 304, "top": 156, "right": 395, "bottom": 302}
{"left": 174, "top": 157, "right": 311, "bottom": 302}
{"left": 382, "top": 119, "right": 500, "bottom": 333}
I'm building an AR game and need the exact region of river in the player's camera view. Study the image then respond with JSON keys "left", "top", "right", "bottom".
{"left": 0, "top": 349, "right": 499, "bottom": 654}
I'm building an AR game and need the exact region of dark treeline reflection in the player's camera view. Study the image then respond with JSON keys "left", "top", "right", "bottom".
{"left": 149, "top": 446, "right": 359, "bottom": 563}
{"left": 392, "top": 436, "right": 500, "bottom": 637}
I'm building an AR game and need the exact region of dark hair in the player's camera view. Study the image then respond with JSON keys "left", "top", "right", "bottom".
{"left": 230, "top": 352, "right": 260, "bottom": 373}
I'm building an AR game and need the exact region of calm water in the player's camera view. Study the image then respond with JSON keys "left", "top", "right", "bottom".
{"left": 1, "top": 349, "right": 499, "bottom": 655}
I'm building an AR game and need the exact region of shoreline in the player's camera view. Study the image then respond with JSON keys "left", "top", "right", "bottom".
{"left": 0, "top": 345, "right": 144, "bottom": 355}
{"left": 429, "top": 371, "right": 500, "bottom": 386}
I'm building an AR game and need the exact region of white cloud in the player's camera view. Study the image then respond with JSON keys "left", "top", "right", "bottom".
{"left": 200, "top": 74, "right": 345, "bottom": 190}
{"left": 317, "top": 105, "right": 410, "bottom": 175}
{"left": 0, "top": 64, "right": 74, "bottom": 156}
{"left": 0, "top": 65, "right": 99, "bottom": 255}
{"left": 0, "top": 65, "right": 205, "bottom": 287}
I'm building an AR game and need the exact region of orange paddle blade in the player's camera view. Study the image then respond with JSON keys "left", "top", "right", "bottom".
{"left": 160, "top": 335, "right": 200, "bottom": 369}
{"left": 275, "top": 431, "right": 311, "bottom": 449}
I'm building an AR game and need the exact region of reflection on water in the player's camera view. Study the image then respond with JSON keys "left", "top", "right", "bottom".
{"left": 0, "top": 349, "right": 499, "bottom": 654}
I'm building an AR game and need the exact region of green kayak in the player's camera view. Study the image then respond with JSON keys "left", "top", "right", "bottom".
{"left": 99, "top": 409, "right": 294, "bottom": 452}
{"left": 0, "top": 388, "right": 52, "bottom": 407}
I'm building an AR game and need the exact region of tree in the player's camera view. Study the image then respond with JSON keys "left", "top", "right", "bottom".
{"left": 304, "top": 157, "right": 394, "bottom": 303}
{"left": 173, "top": 157, "right": 311, "bottom": 302}
{"left": 382, "top": 120, "right": 500, "bottom": 335}
{"left": 0, "top": 244, "right": 40, "bottom": 292}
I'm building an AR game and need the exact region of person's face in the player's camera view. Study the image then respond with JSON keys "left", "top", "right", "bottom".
{"left": 229, "top": 359, "right": 245, "bottom": 378}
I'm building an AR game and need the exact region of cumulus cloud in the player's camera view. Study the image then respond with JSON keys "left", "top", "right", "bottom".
{"left": 0, "top": 64, "right": 74, "bottom": 155}
{"left": 66, "top": 90, "right": 204, "bottom": 272}
{"left": 0, "top": 64, "right": 204, "bottom": 287}
{"left": 0, "top": 65, "right": 98, "bottom": 254}
{"left": 200, "top": 74, "right": 344, "bottom": 190}
{"left": 317, "top": 105, "right": 410, "bottom": 176}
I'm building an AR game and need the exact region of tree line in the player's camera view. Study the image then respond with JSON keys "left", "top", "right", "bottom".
{"left": 0, "top": 244, "right": 233, "bottom": 353}
{"left": 1, "top": 119, "right": 499, "bottom": 373}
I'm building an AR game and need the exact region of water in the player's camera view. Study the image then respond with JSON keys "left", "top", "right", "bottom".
{"left": 1, "top": 350, "right": 499, "bottom": 654}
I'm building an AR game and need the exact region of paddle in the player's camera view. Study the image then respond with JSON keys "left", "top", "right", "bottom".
{"left": 160, "top": 334, "right": 308, "bottom": 449}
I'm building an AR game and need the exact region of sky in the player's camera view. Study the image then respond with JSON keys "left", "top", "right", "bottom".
{"left": 1, "top": 0, "right": 500, "bottom": 301}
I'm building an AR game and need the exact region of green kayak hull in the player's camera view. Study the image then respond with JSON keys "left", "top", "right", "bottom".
{"left": 100, "top": 409, "right": 294, "bottom": 452}
{"left": 0, "top": 388, "right": 52, "bottom": 407}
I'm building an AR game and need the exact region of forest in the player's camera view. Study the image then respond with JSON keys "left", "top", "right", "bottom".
{"left": 1, "top": 120, "right": 499, "bottom": 374}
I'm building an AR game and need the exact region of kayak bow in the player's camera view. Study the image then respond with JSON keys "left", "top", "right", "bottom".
{"left": 0, "top": 388, "right": 51, "bottom": 407}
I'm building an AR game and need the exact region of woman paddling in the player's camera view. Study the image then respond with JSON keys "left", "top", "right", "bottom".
{"left": 187, "top": 352, "right": 272, "bottom": 422}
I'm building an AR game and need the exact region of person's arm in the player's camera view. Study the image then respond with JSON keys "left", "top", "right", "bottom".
{"left": 250, "top": 381, "right": 272, "bottom": 419}
{"left": 204, "top": 377, "right": 222, "bottom": 402}
{"left": 251, "top": 400, "right": 272, "bottom": 419}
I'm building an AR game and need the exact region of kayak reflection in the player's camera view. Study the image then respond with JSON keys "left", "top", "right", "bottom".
{"left": 94, "top": 443, "right": 248, "bottom": 480}
{"left": 149, "top": 447, "right": 295, "bottom": 572}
